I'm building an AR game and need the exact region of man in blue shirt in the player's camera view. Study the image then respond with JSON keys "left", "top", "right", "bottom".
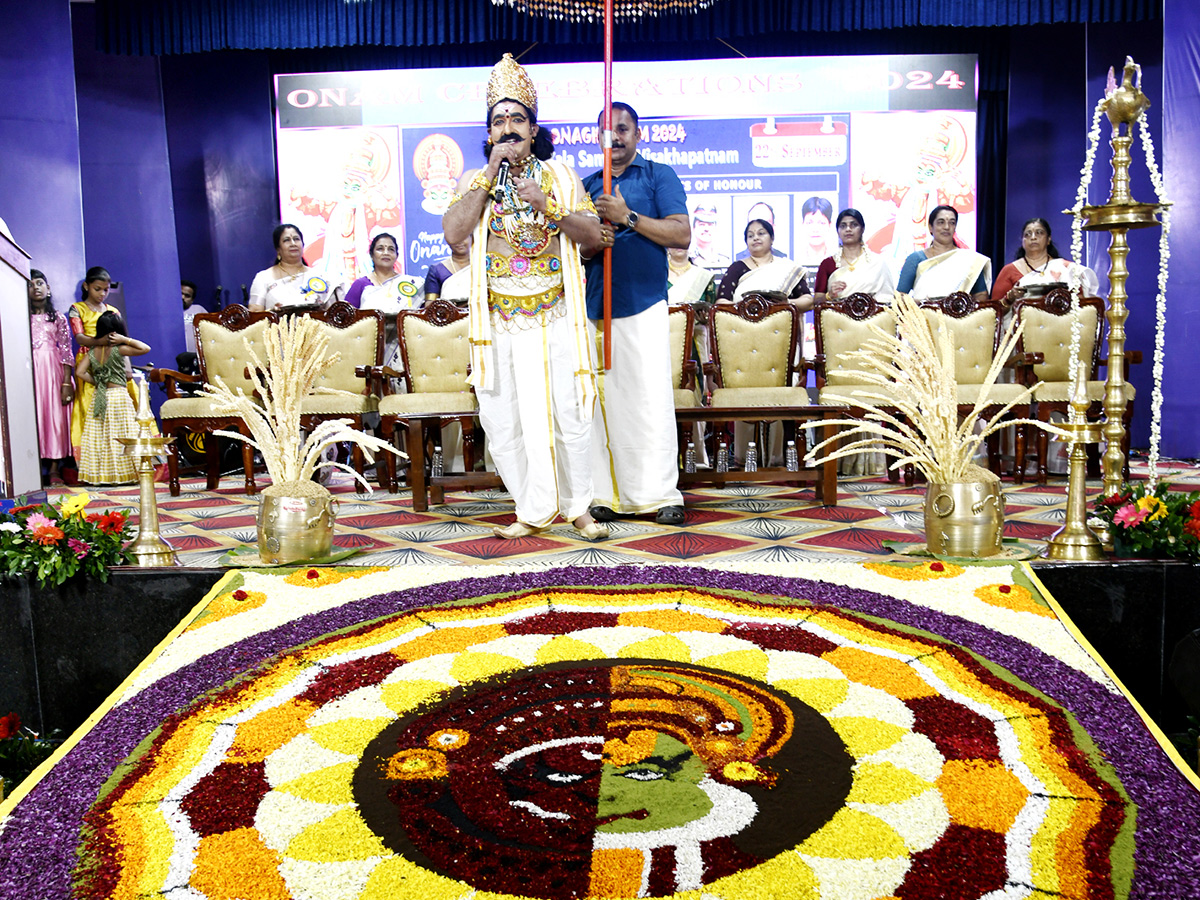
{"left": 583, "top": 103, "right": 691, "bottom": 526}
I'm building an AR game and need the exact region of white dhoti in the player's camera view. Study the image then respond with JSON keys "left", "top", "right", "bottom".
{"left": 590, "top": 302, "right": 684, "bottom": 513}
{"left": 476, "top": 312, "right": 594, "bottom": 528}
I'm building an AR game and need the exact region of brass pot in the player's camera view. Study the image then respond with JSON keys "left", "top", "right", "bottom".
{"left": 924, "top": 480, "right": 1005, "bottom": 558}
{"left": 257, "top": 481, "right": 338, "bottom": 565}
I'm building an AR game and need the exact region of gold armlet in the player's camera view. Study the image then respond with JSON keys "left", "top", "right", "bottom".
{"left": 575, "top": 195, "right": 598, "bottom": 215}
{"left": 469, "top": 172, "right": 492, "bottom": 193}
{"left": 447, "top": 192, "right": 465, "bottom": 208}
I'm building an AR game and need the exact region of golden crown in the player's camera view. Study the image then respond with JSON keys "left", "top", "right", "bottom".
{"left": 486, "top": 53, "right": 538, "bottom": 118}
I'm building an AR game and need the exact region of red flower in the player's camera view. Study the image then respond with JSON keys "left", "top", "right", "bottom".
{"left": 97, "top": 512, "right": 127, "bottom": 535}
{"left": 1097, "top": 490, "right": 1131, "bottom": 508}
{"left": 929, "top": 562, "right": 945, "bottom": 572}
{"left": 10, "top": 504, "right": 42, "bottom": 515}
{"left": 998, "top": 585, "right": 1011, "bottom": 594}
{"left": 1185, "top": 518, "right": 1200, "bottom": 540}
{"left": 1190, "top": 499, "right": 1200, "bottom": 519}
{"left": 0, "top": 712, "right": 21, "bottom": 740}
{"left": 307, "top": 569, "right": 320, "bottom": 579}
{"left": 232, "top": 590, "right": 248, "bottom": 601}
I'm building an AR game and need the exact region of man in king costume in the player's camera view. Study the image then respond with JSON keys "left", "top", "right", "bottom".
{"left": 443, "top": 53, "right": 607, "bottom": 540}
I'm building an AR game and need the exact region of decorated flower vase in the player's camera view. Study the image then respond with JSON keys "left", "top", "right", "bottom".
{"left": 257, "top": 480, "right": 337, "bottom": 565}
{"left": 924, "top": 480, "right": 1005, "bottom": 558}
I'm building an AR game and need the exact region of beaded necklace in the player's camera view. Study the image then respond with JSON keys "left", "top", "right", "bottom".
{"left": 488, "top": 157, "right": 560, "bottom": 256}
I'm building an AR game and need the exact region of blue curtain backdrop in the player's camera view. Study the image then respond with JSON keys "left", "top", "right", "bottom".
{"left": 95, "top": 0, "right": 1159, "bottom": 55}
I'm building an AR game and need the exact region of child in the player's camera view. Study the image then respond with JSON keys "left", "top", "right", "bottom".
{"left": 28, "top": 269, "right": 77, "bottom": 484}
{"left": 69, "top": 267, "right": 122, "bottom": 458}
{"left": 75, "top": 311, "right": 150, "bottom": 485}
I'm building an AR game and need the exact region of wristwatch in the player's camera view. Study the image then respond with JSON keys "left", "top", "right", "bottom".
{"left": 626, "top": 210, "right": 640, "bottom": 229}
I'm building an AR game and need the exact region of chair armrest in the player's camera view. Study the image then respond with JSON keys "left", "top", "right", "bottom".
{"left": 147, "top": 367, "right": 200, "bottom": 400}
{"left": 355, "top": 364, "right": 406, "bottom": 396}
{"left": 680, "top": 358, "right": 698, "bottom": 391}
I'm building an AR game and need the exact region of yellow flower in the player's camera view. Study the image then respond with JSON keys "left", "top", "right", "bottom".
{"left": 384, "top": 748, "right": 448, "bottom": 780}
{"left": 1136, "top": 495, "right": 1167, "bottom": 521}
{"left": 427, "top": 729, "right": 469, "bottom": 750}
{"left": 59, "top": 491, "right": 90, "bottom": 517}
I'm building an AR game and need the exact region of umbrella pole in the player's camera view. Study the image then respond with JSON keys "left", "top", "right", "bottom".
{"left": 601, "top": 0, "right": 613, "bottom": 370}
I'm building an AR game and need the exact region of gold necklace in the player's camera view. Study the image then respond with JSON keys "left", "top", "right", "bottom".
{"left": 277, "top": 263, "right": 306, "bottom": 278}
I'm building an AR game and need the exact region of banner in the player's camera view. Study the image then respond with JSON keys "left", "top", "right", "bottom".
{"left": 274, "top": 54, "right": 978, "bottom": 283}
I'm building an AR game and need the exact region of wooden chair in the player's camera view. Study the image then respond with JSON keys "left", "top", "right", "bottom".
{"left": 668, "top": 303, "right": 701, "bottom": 460}
{"left": 1012, "top": 288, "right": 1137, "bottom": 482}
{"left": 297, "top": 301, "right": 385, "bottom": 484}
{"left": 706, "top": 294, "right": 807, "bottom": 464}
{"left": 812, "top": 292, "right": 900, "bottom": 480}
{"left": 917, "top": 292, "right": 1031, "bottom": 479}
{"left": 362, "top": 299, "right": 480, "bottom": 499}
{"left": 149, "top": 305, "right": 277, "bottom": 496}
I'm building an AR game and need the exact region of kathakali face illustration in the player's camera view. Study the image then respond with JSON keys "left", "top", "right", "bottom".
{"left": 355, "top": 661, "right": 853, "bottom": 898}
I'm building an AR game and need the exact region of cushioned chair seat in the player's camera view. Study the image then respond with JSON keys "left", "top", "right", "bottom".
{"left": 1031, "top": 380, "right": 1136, "bottom": 403}
{"left": 300, "top": 394, "right": 379, "bottom": 416}
{"left": 818, "top": 383, "right": 907, "bottom": 407}
{"left": 674, "top": 388, "right": 700, "bottom": 409}
{"left": 159, "top": 396, "right": 253, "bottom": 420}
{"left": 955, "top": 383, "right": 1030, "bottom": 405}
{"left": 710, "top": 386, "right": 809, "bottom": 407}
{"left": 379, "top": 391, "right": 478, "bottom": 416}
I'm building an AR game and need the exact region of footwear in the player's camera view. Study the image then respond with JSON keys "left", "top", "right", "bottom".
{"left": 493, "top": 521, "right": 542, "bottom": 540}
{"left": 574, "top": 520, "right": 609, "bottom": 541}
{"left": 655, "top": 505, "right": 686, "bottom": 526}
{"left": 589, "top": 505, "right": 617, "bottom": 522}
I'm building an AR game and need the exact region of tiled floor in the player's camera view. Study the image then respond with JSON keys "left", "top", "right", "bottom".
{"left": 55, "top": 457, "right": 1200, "bottom": 567}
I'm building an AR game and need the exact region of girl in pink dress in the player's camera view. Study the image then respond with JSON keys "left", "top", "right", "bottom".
{"left": 28, "top": 270, "right": 77, "bottom": 484}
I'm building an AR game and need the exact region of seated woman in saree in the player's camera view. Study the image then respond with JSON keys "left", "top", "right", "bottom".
{"left": 991, "top": 217, "right": 1099, "bottom": 304}
{"left": 342, "top": 232, "right": 423, "bottom": 312}
{"left": 248, "top": 224, "right": 336, "bottom": 312}
{"left": 423, "top": 236, "right": 472, "bottom": 305}
{"left": 717, "top": 219, "right": 812, "bottom": 309}
{"left": 813, "top": 207, "right": 895, "bottom": 302}
{"left": 895, "top": 205, "right": 991, "bottom": 301}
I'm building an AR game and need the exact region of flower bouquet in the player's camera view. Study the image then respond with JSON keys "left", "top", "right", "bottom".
{"left": 1091, "top": 481, "right": 1200, "bottom": 561}
{"left": 0, "top": 492, "right": 132, "bottom": 587}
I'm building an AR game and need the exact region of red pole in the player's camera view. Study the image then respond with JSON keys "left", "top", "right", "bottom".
{"left": 601, "top": 0, "right": 613, "bottom": 370}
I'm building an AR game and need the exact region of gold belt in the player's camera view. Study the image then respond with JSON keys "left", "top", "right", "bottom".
{"left": 488, "top": 285, "right": 564, "bottom": 321}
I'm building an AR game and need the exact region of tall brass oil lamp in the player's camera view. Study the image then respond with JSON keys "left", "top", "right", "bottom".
{"left": 1077, "top": 58, "right": 1168, "bottom": 502}
{"left": 118, "top": 377, "right": 179, "bottom": 567}
{"left": 1043, "top": 363, "right": 1105, "bottom": 561}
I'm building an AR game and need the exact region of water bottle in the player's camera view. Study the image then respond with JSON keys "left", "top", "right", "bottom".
{"left": 785, "top": 440, "right": 800, "bottom": 472}
{"left": 431, "top": 445, "right": 444, "bottom": 478}
{"left": 715, "top": 441, "right": 729, "bottom": 473}
{"left": 745, "top": 441, "right": 758, "bottom": 472}
{"left": 684, "top": 440, "right": 697, "bottom": 474}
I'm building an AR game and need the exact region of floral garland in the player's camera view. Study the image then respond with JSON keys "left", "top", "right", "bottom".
{"left": 1136, "top": 98, "right": 1172, "bottom": 487}
{"left": 1067, "top": 97, "right": 1108, "bottom": 424}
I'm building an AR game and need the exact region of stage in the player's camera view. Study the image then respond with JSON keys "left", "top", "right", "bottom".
{"left": 3, "top": 462, "right": 1199, "bottom": 749}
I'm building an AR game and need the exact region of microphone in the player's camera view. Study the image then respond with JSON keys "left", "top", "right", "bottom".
{"left": 494, "top": 159, "right": 511, "bottom": 198}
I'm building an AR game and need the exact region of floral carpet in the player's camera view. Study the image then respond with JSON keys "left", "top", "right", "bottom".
{"left": 2, "top": 561, "right": 1198, "bottom": 899}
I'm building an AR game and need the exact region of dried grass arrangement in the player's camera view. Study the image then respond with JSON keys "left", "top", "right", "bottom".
{"left": 202, "top": 315, "right": 401, "bottom": 492}
{"left": 805, "top": 293, "right": 1067, "bottom": 484}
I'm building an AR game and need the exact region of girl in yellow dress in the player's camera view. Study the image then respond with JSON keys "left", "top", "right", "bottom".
{"left": 68, "top": 267, "right": 122, "bottom": 457}
{"left": 74, "top": 311, "right": 150, "bottom": 485}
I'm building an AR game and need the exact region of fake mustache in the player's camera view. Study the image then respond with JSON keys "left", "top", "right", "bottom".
{"left": 499, "top": 133, "right": 522, "bottom": 143}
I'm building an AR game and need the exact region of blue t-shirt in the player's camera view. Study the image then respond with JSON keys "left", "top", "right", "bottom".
{"left": 582, "top": 154, "right": 688, "bottom": 319}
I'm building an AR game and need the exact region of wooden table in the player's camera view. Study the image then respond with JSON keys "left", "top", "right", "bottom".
{"left": 673, "top": 405, "right": 840, "bottom": 506}
{"left": 399, "top": 411, "right": 500, "bottom": 513}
